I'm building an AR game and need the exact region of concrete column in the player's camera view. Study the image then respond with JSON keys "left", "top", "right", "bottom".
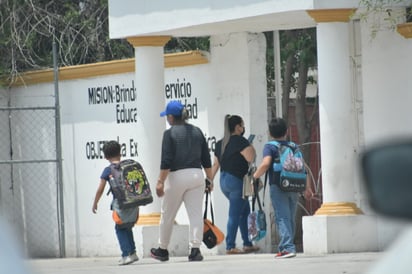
{"left": 302, "top": 9, "right": 378, "bottom": 254}
{"left": 127, "top": 36, "right": 189, "bottom": 258}
{"left": 311, "top": 11, "right": 362, "bottom": 214}
{"left": 127, "top": 36, "right": 171, "bottom": 224}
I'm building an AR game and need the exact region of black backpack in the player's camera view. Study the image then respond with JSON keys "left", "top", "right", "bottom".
{"left": 108, "top": 159, "right": 153, "bottom": 209}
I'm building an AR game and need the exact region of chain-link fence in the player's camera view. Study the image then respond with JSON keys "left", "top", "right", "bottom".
{"left": 0, "top": 106, "right": 63, "bottom": 258}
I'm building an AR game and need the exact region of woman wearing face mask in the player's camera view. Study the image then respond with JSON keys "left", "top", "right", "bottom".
{"left": 211, "top": 114, "right": 259, "bottom": 254}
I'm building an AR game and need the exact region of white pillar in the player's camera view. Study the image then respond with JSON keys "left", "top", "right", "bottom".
{"left": 127, "top": 36, "right": 189, "bottom": 258}
{"left": 302, "top": 9, "right": 378, "bottom": 254}
{"left": 317, "top": 22, "right": 358, "bottom": 205}
{"left": 127, "top": 36, "right": 170, "bottom": 221}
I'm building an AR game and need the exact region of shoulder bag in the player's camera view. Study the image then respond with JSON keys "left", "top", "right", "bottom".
{"left": 203, "top": 190, "right": 225, "bottom": 249}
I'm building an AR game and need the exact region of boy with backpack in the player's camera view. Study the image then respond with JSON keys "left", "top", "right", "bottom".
{"left": 92, "top": 140, "right": 140, "bottom": 265}
{"left": 252, "top": 118, "right": 312, "bottom": 259}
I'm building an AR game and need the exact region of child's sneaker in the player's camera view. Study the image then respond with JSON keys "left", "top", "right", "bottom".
{"left": 150, "top": 247, "right": 169, "bottom": 262}
{"left": 118, "top": 255, "right": 134, "bottom": 266}
{"left": 118, "top": 252, "right": 139, "bottom": 265}
{"left": 188, "top": 248, "right": 203, "bottom": 262}
{"left": 275, "top": 251, "right": 296, "bottom": 259}
{"left": 129, "top": 252, "right": 139, "bottom": 262}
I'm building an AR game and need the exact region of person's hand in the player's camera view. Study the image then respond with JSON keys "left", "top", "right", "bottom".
{"left": 156, "top": 181, "right": 165, "bottom": 197}
{"left": 92, "top": 203, "right": 98, "bottom": 214}
{"left": 205, "top": 178, "right": 214, "bottom": 193}
{"left": 304, "top": 188, "right": 314, "bottom": 200}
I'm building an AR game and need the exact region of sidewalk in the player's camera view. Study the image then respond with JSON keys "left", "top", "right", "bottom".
{"left": 29, "top": 252, "right": 382, "bottom": 274}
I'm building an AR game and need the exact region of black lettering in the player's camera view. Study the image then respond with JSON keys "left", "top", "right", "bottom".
{"left": 121, "top": 143, "right": 127, "bottom": 157}
{"left": 192, "top": 97, "right": 197, "bottom": 119}
{"left": 129, "top": 139, "right": 138, "bottom": 157}
{"left": 90, "top": 142, "right": 97, "bottom": 159}
{"left": 116, "top": 136, "right": 127, "bottom": 157}
{"left": 96, "top": 87, "right": 101, "bottom": 104}
{"left": 172, "top": 82, "right": 178, "bottom": 98}
{"left": 88, "top": 86, "right": 116, "bottom": 105}
{"left": 186, "top": 81, "right": 191, "bottom": 97}
{"left": 205, "top": 135, "right": 217, "bottom": 153}
{"left": 183, "top": 97, "right": 198, "bottom": 119}
{"left": 164, "top": 78, "right": 192, "bottom": 99}
{"left": 165, "top": 83, "right": 171, "bottom": 99}
{"left": 86, "top": 142, "right": 91, "bottom": 159}
{"left": 116, "top": 104, "right": 138, "bottom": 124}
{"left": 179, "top": 78, "right": 185, "bottom": 97}
{"left": 88, "top": 88, "right": 96, "bottom": 105}
{"left": 98, "top": 141, "right": 105, "bottom": 159}
{"left": 115, "top": 81, "right": 137, "bottom": 103}
{"left": 85, "top": 139, "right": 133, "bottom": 160}
{"left": 130, "top": 81, "right": 136, "bottom": 101}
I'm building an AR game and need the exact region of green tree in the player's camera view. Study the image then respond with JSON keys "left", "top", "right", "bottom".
{"left": 165, "top": 37, "right": 209, "bottom": 53}
{"left": 265, "top": 29, "right": 319, "bottom": 252}
{"left": 0, "top": 0, "right": 134, "bottom": 84}
{"left": 0, "top": 0, "right": 209, "bottom": 85}
{"left": 357, "top": 0, "right": 412, "bottom": 38}
{"left": 265, "top": 29, "right": 318, "bottom": 155}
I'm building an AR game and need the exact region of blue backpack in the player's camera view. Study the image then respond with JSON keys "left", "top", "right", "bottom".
{"left": 268, "top": 141, "right": 307, "bottom": 192}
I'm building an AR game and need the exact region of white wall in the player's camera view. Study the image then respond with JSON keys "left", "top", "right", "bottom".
{"left": 0, "top": 31, "right": 267, "bottom": 257}
{"left": 208, "top": 32, "right": 268, "bottom": 254}
{"left": 166, "top": 32, "right": 268, "bottom": 255}
{"left": 362, "top": 25, "right": 412, "bottom": 144}
{"left": 360, "top": 19, "right": 412, "bottom": 249}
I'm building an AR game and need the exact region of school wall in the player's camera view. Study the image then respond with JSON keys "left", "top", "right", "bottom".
{"left": 0, "top": 32, "right": 267, "bottom": 257}
{"left": 360, "top": 19, "right": 412, "bottom": 250}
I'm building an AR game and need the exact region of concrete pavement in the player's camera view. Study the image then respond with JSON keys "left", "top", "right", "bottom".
{"left": 29, "top": 252, "right": 382, "bottom": 274}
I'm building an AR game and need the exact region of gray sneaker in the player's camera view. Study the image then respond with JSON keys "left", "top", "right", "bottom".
{"left": 118, "top": 253, "right": 139, "bottom": 265}
{"left": 129, "top": 252, "right": 139, "bottom": 262}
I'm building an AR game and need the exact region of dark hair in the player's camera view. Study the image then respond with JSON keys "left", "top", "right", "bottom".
{"left": 103, "top": 140, "right": 121, "bottom": 159}
{"left": 221, "top": 114, "right": 243, "bottom": 157}
{"left": 227, "top": 115, "right": 243, "bottom": 133}
{"left": 269, "top": 118, "right": 287, "bottom": 138}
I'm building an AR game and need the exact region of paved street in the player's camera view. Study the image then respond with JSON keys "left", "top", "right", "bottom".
{"left": 29, "top": 252, "right": 382, "bottom": 274}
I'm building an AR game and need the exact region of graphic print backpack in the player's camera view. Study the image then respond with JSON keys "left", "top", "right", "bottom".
{"left": 108, "top": 159, "right": 153, "bottom": 209}
{"left": 247, "top": 179, "right": 266, "bottom": 242}
{"left": 269, "top": 141, "right": 307, "bottom": 192}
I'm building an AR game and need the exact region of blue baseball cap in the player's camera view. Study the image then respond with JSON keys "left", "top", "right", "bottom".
{"left": 160, "top": 100, "right": 184, "bottom": 117}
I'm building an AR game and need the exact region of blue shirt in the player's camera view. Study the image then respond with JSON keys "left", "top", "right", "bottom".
{"left": 100, "top": 166, "right": 111, "bottom": 181}
{"left": 262, "top": 140, "right": 290, "bottom": 185}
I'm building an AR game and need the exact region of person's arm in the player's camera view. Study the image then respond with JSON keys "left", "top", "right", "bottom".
{"left": 92, "top": 179, "right": 106, "bottom": 213}
{"left": 156, "top": 169, "right": 170, "bottom": 197}
{"left": 204, "top": 167, "right": 214, "bottom": 192}
{"left": 303, "top": 162, "right": 314, "bottom": 200}
{"left": 211, "top": 156, "right": 220, "bottom": 180}
{"left": 240, "top": 144, "right": 256, "bottom": 163}
{"left": 253, "top": 155, "right": 271, "bottom": 179}
{"left": 157, "top": 130, "right": 172, "bottom": 197}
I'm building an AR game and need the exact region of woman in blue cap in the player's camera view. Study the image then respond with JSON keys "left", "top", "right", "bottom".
{"left": 151, "top": 100, "right": 213, "bottom": 262}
